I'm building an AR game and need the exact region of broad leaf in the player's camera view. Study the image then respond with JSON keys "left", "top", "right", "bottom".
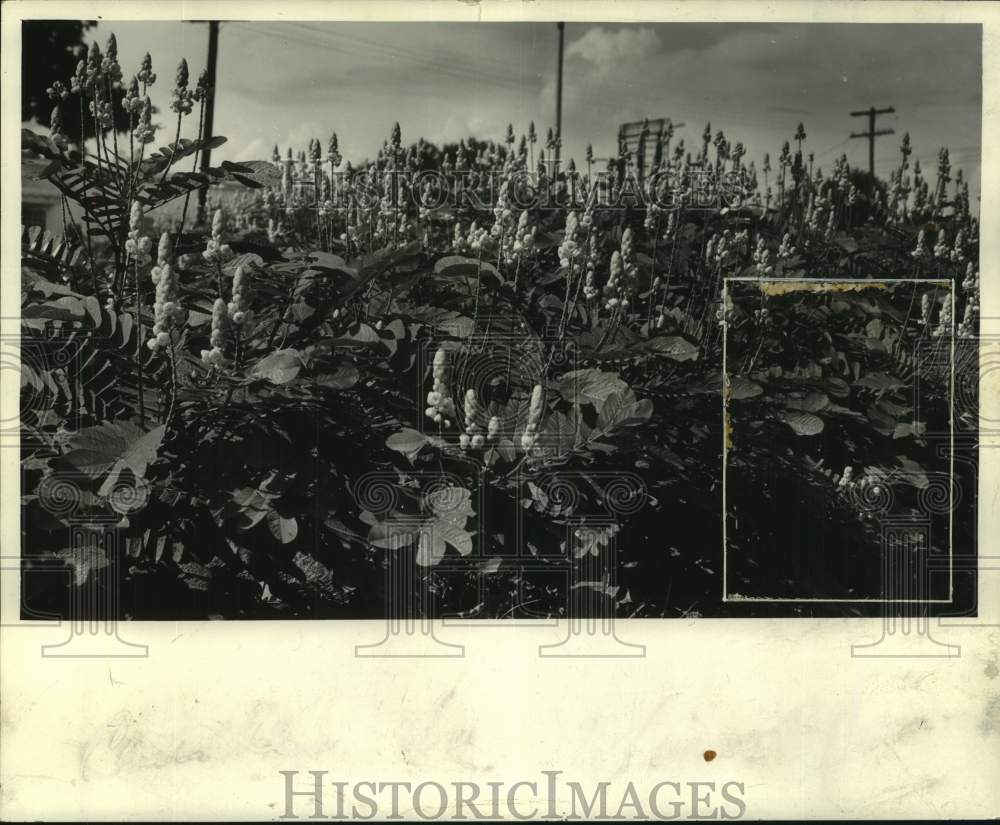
{"left": 434, "top": 255, "right": 502, "bottom": 285}
{"left": 386, "top": 428, "right": 437, "bottom": 461}
{"left": 64, "top": 422, "right": 166, "bottom": 478}
{"left": 783, "top": 411, "right": 824, "bottom": 436}
{"left": 645, "top": 336, "right": 699, "bottom": 361}
{"left": 267, "top": 511, "right": 299, "bottom": 544}
{"left": 252, "top": 349, "right": 303, "bottom": 384}
{"left": 728, "top": 376, "right": 763, "bottom": 400}
{"left": 556, "top": 369, "right": 628, "bottom": 408}
{"left": 314, "top": 365, "right": 360, "bottom": 389}
{"left": 597, "top": 391, "right": 654, "bottom": 432}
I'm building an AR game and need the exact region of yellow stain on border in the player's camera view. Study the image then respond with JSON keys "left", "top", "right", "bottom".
{"left": 755, "top": 281, "right": 890, "bottom": 296}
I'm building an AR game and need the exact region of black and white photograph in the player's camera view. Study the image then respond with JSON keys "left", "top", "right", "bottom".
{"left": 4, "top": 2, "right": 999, "bottom": 821}
{"left": 17, "top": 16, "right": 982, "bottom": 620}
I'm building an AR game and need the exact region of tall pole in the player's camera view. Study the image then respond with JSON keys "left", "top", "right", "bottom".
{"left": 555, "top": 22, "right": 564, "bottom": 165}
{"left": 850, "top": 105, "right": 895, "bottom": 183}
{"left": 196, "top": 20, "right": 220, "bottom": 226}
{"left": 867, "top": 109, "right": 875, "bottom": 177}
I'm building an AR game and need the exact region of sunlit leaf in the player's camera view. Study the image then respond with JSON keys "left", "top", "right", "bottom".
{"left": 252, "top": 349, "right": 303, "bottom": 384}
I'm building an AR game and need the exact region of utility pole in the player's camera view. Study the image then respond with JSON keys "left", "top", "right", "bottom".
{"left": 555, "top": 22, "right": 564, "bottom": 165}
{"left": 196, "top": 20, "right": 220, "bottom": 227}
{"left": 850, "top": 105, "right": 895, "bottom": 182}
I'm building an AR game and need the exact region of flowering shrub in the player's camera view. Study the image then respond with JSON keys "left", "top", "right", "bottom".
{"left": 19, "top": 38, "right": 979, "bottom": 618}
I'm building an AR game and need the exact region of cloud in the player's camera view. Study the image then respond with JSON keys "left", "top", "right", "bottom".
{"left": 564, "top": 26, "right": 662, "bottom": 77}
{"left": 230, "top": 138, "right": 268, "bottom": 162}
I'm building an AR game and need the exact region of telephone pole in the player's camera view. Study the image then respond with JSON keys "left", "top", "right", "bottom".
{"left": 196, "top": 20, "right": 220, "bottom": 226}
{"left": 555, "top": 22, "right": 565, "bottom": 165}
{"left": 850, "top": 105, "right": 895, "bottom": 182}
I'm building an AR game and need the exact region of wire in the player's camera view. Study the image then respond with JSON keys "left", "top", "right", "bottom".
{"left": 813, "top": 137, "right": 851, "bottom": 159}
{"left": 282, "top": 20, "right": 528, "bottom": 75}
{"left": 233, "top": 22, "right": 539, "bottom": 96}
{"left": 234, "top": 22, "right": 799, "bottom": 134}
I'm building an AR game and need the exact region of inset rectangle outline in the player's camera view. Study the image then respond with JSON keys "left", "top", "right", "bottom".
{"left": 721, "top": 277, "right": 955, "bottom": 603}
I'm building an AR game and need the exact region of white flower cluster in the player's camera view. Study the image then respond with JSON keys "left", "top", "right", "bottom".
{"left": 932, "top": 293, "right": 953, "bottom": 338}
{"left": 959, "top": 262, "right": 980, "bottom": 338}
{"left": 603, "top": 250, "right": 625, "bottom": 310}
{"left": 458, "top": 389, "right": 489, "bottom": 450}
{"left": 228, "top": 265, "right": 252, "bottom": 327}
{"left": 418, "top": 179, "right": 438, "bottom": 222}
{"left": 267, "top": 218, "right": 285, "bottom": 245}
{"left": 124, "top": 201, "right": 152, "bottom": 268}
{"left": 706, "top": 228, "right": 744, "bottom": 268}
{"left": 824, "top": 209, "right": 836, "bottom": 242}
{"left": 84, "top": 42, "right": 103, "bottom": 90}
{"left": 704, "top": 234, "right": 716, "bottom": 265}
{"left": 203, "top": 210, "right": 234, "bottom": 264}
{"left": 805, "top": 196, "right": 825, "bottom": 233}
{"left": 583, "top": 234, "right": 600, "bottom": 301}
{"left": 520, "top": 384, "right": 545, "bottom": 451}
{"left": 777, "top": 233, "right": 796, "bottom": 260}
{"left": 169, "top": 58, "right": 194, "bottom": 116}
{"left": 886, "top": 172, "right": 907, "bottom": 222}
{"left": 662, "top": 210, "right": 676, "bottom": 241}
{"left": 102, "top": 34, "right": 123, "bottom": 87}
{"left": 147, "top": 233, "right": 182, "bottom": 352}
{"left": 558, "top": 211, "right": 583, "bottom": 270}
{"left": 395, "top": 207, "right": 413, "bottom": 243}
{"left": 201, "top": 298, "right": 228, "bottom": 367}
{"left": 134, "top": 97, "right": 155, "bottom": 144}
{"left": 911, "top": 229, "right": 927, "bottom": 259}
{"left": 933, "top": 229, "right": 949, "bottom": 259}
{"left": 70, "top": 59, "right": 86, "bottom": 95}
{"left": 122, "top": 77, "right": 142, "bottom": 115}
{"left": 603, "top": 227, "right": 640, "bottom": 311}
{"left": 621, "top": 227, "right": 637, "bottom": 279}
{"left": 465, "top": 221, "right": 492, "bottom": 254}
{"left": 950, "top": 229, "right": 967, "bottom": 263}
{"left": 452, "top": 222, "right": 468, "bottom": 253}
{"left": 48, "top": 104, "right": 68, "bottom": 147}
{"left": 425, "top": 349, "right": 455, "bottom": 427}
{"left": 512, "top": 210, "right": 536, "bottom": 259}
{"left": 752, "top": 237, "right": 773, "bottom": 276}
{"left": 919, "top": 292, "right": 933, "bottom": 327}
{"left": 194, "top": 69, "right": 211, "bottom": 104}
{"left": 137, "top": 52, "right": 157, "bottom": 86}
{"left": 832, "top": 154, "right": 851, "bottom": 190}
{"left": 45, "top": 80, "right": 69, "bottom": 101}
{"left": 489, "top": 173, "right": 517, "bottom": 262}
{"left": 643, "top": 201, "right": 662, "bottom": 233}
{"left": 89, "top": 97, "right": 114, "bottom": 129}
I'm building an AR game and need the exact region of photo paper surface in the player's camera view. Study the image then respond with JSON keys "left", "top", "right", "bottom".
{"left": 2, "top": 1, "right": 997, "bottom": 821}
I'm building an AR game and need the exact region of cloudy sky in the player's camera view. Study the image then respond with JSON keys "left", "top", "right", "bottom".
{"left": 74, "top": 21, "right": 981, "bottom": 199}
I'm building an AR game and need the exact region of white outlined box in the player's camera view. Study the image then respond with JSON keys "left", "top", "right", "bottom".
{"left": 721, "top": 277, "right": 957, "bottom": 604}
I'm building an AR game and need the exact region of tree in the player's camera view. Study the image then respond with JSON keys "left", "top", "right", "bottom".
{"left": 21, "top": 20, "right": 130, "bottom": 142}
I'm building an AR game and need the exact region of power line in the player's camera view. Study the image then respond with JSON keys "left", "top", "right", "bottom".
{"left": 813, "top": 136, "right": 851, "bottom": 159}
{"left": 233, "top": 22, "right": 536, "bottom": 96}
{"left": 233, "top": 22, "right": 797, "bottom": 136}
{"left": 281, "top": 20, "right": 525, "bottom": 75}
{"left": 197, "top": 21, "right": 220, "bottom": 226}
{"left": 555, "top": 22, "right": 565, "bottom": 163}
{"left": 850, "top": 105, "right": 895, "bottom": 180}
